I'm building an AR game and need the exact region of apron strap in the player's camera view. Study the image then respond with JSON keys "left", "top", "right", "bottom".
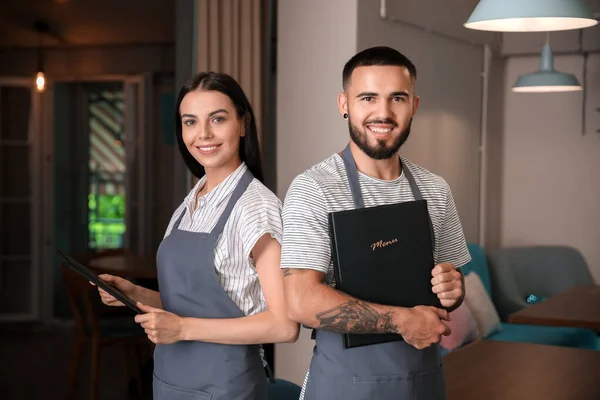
{"left": 173, "top": 206, "right": 188, "bottom": 230}
{"left": 211, "top": 168, "right": 254, "bottom": 236}
{"left": 341, "top": 144, "right": 365, "bottom": 208}
{"left": 400, "top": 157, "right": 435, "bottom": 252}
{"left": 400, "top": 157, "right": 423, "bottom": 201}
{"left": 340, "top": 143, "right": 435, "bottom": 252}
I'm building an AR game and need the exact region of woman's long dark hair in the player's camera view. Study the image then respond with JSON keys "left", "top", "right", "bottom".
{"left": 175, "top": 72, "right": 264, "bottom": 182}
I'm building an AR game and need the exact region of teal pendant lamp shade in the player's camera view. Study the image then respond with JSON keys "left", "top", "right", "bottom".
{"left": 512, "top": 43, "right": 581, "bottom": 93}
{"left": 465, "top": 0, "right": 598, "bottom": 32}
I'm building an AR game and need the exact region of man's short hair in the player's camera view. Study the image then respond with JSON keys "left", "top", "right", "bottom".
{"left": 342, "top": 46, "right": 417, "bottom": 90}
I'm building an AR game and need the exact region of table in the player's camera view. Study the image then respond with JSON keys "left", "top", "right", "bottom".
{"left": 508, "top": 285, "right": 600, "bottom": 331}
{"left": 444, "top": 340, "right": 600, "bottom": 400}
{"left": 88, "top": 254, "right": 158, "bottom": 279}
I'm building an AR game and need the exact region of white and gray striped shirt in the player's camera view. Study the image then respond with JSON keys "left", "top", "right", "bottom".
{"left": 281, "top": 153, "right": 471, "bottom": 279}
{"left": 280, "top": 153, "right": 471, "bottom": 398}
{"left": 164, "top": 163, "right": 283, "bottom": 316}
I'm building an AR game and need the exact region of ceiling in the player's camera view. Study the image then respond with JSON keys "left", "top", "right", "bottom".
{"left": 0, "top": 0, "right": 174, "bottom": 47}
{"left": 385, "top": 0, "right": 600, "bottom": 46}
{"left": 1, "top": 0, "right": 598, "bottom": 49}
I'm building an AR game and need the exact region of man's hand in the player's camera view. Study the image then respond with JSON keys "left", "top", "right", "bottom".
{"left": 135, "top": 302, "right": 184, "bottom": 344}
{"left": 397, "top": 306, "right": 451, "bottom": 350}
{"left": 431, "top": 263, "right": 464, "bottom": 309}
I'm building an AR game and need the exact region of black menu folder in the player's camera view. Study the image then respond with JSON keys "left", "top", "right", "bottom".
{"left": 55, "top": 248, "right": 142, "bottom": 314}
{"left": 328, "top": 199, "right": 441, "bottom": 349}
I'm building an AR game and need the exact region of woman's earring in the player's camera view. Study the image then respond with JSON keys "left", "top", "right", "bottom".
{"left": 343, "top": 113, "right": 348, "bottom": 119}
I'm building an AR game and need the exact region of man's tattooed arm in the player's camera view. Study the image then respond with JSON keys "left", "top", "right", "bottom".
{"left": 282, "top": 268, "right": 295, "bottom": 277}
{"left": 315, "top": 300, "right": 398, "bottom": 334}
{"left": 282, "top": 268, "right": 401, "bottom": 334}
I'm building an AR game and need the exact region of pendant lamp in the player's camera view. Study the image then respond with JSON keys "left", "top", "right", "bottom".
{"left": 512, "top": 33, "right": 582, "bottom": 93}
{"left": 465, "top": 0, "right": 598, "bottom": 32}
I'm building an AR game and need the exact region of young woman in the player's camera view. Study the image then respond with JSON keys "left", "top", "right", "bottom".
{"left": 96, "top": 72, "right": 299, "bottom": 400}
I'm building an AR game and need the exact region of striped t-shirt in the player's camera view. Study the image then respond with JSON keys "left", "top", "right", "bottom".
{"left": 281, "top": 152, "right": 471, "bottom": 399}
{"left": 281, "top": 153, "right": 471, "bottom": 281}
{"left": 164, "top": 162, "right": 283, "bottom": 316}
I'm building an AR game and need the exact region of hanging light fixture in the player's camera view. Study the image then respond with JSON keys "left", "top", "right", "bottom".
{"left": 512, "top": 33, "right": 581, "bottom": 93}
{"left": 465, "top": 0, "right": 598, "bottom": 32}
{"left": 35, "top": 72, "right": 46, "bottom": 93}
{"left": 33, "top": 21, "right": 49, "bottom": 93}
{"left": 35, "top": 49, "right": 46, "bottom": 93}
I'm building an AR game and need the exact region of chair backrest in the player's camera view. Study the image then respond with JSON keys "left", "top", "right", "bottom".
{"left": 60, "top": 251, "right": 134, "bottom": 335}
{"left": 95, "top": 248, "right": 131, "bottom": 257}
{"left": 267, "top": 378, "right": 302, "bottom": 400}
{"left": 60, "top": 264, "right": 101, "bottom": 334}
{"left": 461, "top": 242, "right": 492, "bottom": 296}
{"left": 488, "top": 245, "right": 592, "bottom": 300}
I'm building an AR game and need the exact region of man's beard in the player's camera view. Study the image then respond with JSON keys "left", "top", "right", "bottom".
{"left": 348, "top": 116, "right": 412, "bottom": 160}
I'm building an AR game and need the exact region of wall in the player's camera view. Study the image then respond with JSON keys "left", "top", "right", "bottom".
{"left": 151, "top": 75, "right": 177, "bottom": 252}
{"left": 499, "top": 6, "right": 600, "bottom": 281}
{"left": 381, "top": 0, "right": 495, "bottom": 46}
{"left": 356, "top": 0, "right": 485, "bottom": 243}
{"left": 0, "top": 44, "right": 174, "bottom": 78}
{"left": 483, "top": 49, "right": 506, "bottom": 251}
{"left": 173, "top": 0, "right": 196, "bottom": 209}
{"left": 0, "top": 0, "right": 174, "bottom": 47}
{"left": 275, "top": 0, "right": 359, "bottom": 197}
{"left": 274, "top": 0, "right": 358, "bottom": 386}
{"left": 501, "top": 53, "right": 600, "bottom": 282}
{"left": 502, "top": 23, "right": 600, "bottom": 55}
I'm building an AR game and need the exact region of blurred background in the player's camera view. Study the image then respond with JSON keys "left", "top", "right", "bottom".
{"left": 0, "top": 0, "right": 598, "bottom": 399}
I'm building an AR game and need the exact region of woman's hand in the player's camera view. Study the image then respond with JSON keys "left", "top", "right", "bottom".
{"left": 135, "top": 303, "right": 185, "bottom": 344}
{"left": 144, "top": 234, "right": 300, "bottom": 345}
{"left": 93, "top": 274, "right": 137, "bottom": 306}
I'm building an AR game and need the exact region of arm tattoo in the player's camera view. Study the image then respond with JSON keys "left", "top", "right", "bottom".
{"left": 315, "top": 300, "right": 398, "bottom": 334}
{"left": 282, "top": 268, "right": 308, "bottom": 278}
{"left": 282, "top": 268, "right": 295, "bottom": 277}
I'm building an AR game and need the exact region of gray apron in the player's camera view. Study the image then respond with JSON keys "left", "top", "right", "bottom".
{"left": 152, "top": 169, "right": 268, "bottom": 400}
{"left": 303, "top": 145, "right": 445, "bottom": 400}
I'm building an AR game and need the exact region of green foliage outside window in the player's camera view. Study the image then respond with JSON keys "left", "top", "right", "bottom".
{"left": 88, "top": 193, "right": 126, "bottom": 249}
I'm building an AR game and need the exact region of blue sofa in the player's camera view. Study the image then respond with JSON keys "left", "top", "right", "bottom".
{"left": 268, "top": 378, "right": 302, "bottom": 399}
{"left": 442, "top": 243, "right": 598, "bottom": 355}
{"left": 487, "top": 245, "right": 594, "bottom": 321}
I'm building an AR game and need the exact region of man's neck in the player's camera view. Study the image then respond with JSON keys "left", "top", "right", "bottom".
{"left": 349, "top": 142, "right": 401, "bottom": 181}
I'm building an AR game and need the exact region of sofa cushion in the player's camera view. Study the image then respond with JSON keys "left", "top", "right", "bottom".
{"left": 440, "top": 303, "right": 479, "bottom": 351}
{"left": 462, "top": 243, "right": 492, "bottom": 296}
{"left": 440, "top": 346, "right": 450, "bottom": 357}
{"left": 464, "top": 272, "right": 501, "bottom": 337}
{"left": 488, "top": 323, "right": 600, "bottom": 350}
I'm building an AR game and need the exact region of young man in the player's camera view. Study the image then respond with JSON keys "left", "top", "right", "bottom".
{"left": 281, "top": 46, "right": 471, "bottom": 399}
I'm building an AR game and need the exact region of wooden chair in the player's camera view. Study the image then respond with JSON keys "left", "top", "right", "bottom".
{"left": 93, "top": 248, "right": 133, "bottom": 257}
{"left": 61, "top": 258, "right": 149, "bottom": 400}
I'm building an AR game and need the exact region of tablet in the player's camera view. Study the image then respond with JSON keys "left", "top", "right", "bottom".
{"left": 56, "top": 248, "right": 143, "bottom": 314}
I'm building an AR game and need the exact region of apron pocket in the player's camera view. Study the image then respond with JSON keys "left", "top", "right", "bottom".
{"left": 154, "top": 373, "right": 213, "bottom": 400}
{"left": 353, "top": 374, "right": 413, "bottom": 400}
{"left": 414, "top": 367, "right": 445, "bottom": 400}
